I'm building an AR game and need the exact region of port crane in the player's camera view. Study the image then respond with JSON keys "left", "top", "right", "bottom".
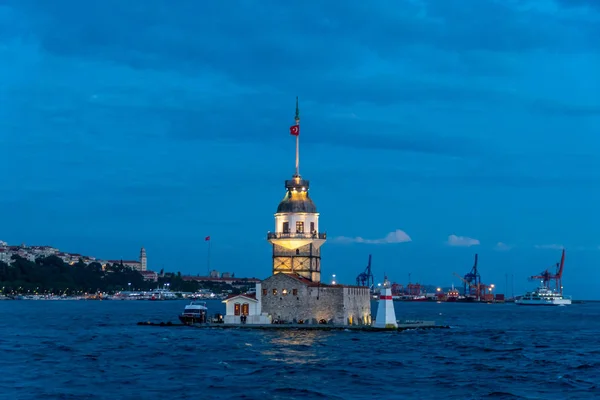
{"left": 452, "top": 272, "right": 487, "bottom": 301}
{"left": 356, "top": 254, "right": 375, "bottom": 293}
{"left": 452, "top": 254, "right": 487, "bottom": 300}
{"left": 529, "top": 249, "right": 565, "bottom": 294}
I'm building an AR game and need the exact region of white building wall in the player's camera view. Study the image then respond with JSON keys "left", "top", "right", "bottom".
{"left": 275, "top": 212, "right": 320, "bottom": 234}
{"left": 223, "top": 297, "right": 270, "bottom": 324}
{"left": 256, "top": 283, "right": 262, "bottom": 314}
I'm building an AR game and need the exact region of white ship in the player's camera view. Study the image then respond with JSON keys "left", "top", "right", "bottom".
{"left": 515, "top": 285, "right": 571, "bottom": 306}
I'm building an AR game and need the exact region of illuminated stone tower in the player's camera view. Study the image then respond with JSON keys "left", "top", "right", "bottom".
{"left": 140, "top": 247, "right": 147, "bottom": 271}
{"left": 267, "top": 98, "right": 326, "bottom": 283}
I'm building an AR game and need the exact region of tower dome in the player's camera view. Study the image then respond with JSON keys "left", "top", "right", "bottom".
{"left": 276, "top": 177, "right": 317, "bottom": 213}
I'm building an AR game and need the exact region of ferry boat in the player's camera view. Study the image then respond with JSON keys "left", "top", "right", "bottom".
{"left": 149, "top": 288, "right": 177, "bottom": 300}
{"left": 178, "top": 301, "right": 208, "bottom": 324}
{"left": 515, "top": 286, "right": 571, "bottom": 306}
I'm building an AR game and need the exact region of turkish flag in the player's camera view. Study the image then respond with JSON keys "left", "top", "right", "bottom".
{"left": 205, "top": 236, "right": 210, "bottom": 241}
{"left": 289, "top": 125, "right": 299, "bottom": 136}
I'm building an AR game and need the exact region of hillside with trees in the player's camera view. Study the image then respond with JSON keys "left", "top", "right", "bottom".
{"left": 0, "top": 255, "right": 240, "bottom": 295}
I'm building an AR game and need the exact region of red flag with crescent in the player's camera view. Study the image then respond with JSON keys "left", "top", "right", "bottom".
{"left": 290, "top": 125, "right": 299, "bottom": 136}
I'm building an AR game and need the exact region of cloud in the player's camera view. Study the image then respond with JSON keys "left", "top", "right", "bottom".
{"left": 494, "top": 242, "right": 512, "bottom": 251}
{"left": 2, "top": 0, "right": 600, "bottom": 277}
{"left": 447, "top": 234, "right": 480, "bottom": 247}
{"left": 534, "top": 244, "right": 564, "bottom": 250}
{"left": 332, "top": 229, "right": 412, "bottom": 244}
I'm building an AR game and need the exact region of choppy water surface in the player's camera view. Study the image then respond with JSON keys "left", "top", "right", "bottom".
{"left": 1, "top": 300, "right": 599, "bottom": 399}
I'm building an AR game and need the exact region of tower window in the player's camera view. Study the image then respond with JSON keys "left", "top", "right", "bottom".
{"left": 282, "top": 222, "right": 290, "bottom": 233}
{"left": 296, "top": 221, "right": 304, "bottom": 233}
{"left": 292, "top": 289, "right": 298, "bottom": 296}
{"left": 272, "top": 289, "right": 278, "bottom": 295}
{"left": 310, "top": 222, "right": 315, "bottom": 233}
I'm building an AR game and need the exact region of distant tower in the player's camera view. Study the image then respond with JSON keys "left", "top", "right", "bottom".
{"left": 374, "top": 276, "right": 398, "bottom": 329}
{"left": 140, "top": 247, "right": 147, "bottom": 271}
{"left": 267, "top": 98, "right": 326, "bottom": 283}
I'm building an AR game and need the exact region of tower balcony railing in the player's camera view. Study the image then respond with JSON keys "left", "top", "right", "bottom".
{"left": 267, "top": 232, "right": 327, "bottom": 240}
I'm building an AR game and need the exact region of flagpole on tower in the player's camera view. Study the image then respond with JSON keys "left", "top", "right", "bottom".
{"left": 295, "top": 97, "right": 300, "bottom": 177}
{"left": 289, "top": 97, "right": 301, "bottom": 176}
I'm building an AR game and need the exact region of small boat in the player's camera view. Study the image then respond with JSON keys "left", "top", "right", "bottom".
{"left": 178, "top": 301, "right": 208, "bottom": 324}
{"left": 515, "top": 286, "right": 571, "bottom": 306}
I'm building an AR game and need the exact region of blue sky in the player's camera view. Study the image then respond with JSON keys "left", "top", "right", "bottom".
{"left": 1, "top": 0, "right": 599, "bottom": 297}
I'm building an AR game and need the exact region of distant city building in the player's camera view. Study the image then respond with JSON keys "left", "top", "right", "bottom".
{"left": 140, "top": 247, "right": 147, "bottom": 271}
{"left": 140, "top": 270, "right": 158, "bottom": 282}
{"left": 0, "top": 248, "right": 9, "bottom": 263}
{"left": 182, "top": 275, "right": 260, "bottom": 287}
{"left": 101, "top": 247, "right": 148, "bottom": 272}
{"left": 0, "top": 241, "right": 165, "bottom": 284}
{"left": 206, "top": 270, "right": 235, "bottom": 279}
{"left": 0, "top": 242, "right": 154, "bottom": 274}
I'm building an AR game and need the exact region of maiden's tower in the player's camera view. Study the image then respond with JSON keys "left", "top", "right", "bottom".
{"left": 256, "top": 99, "right": 372, "bottom": 325}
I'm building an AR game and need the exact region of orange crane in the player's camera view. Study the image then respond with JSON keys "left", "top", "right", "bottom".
{"left": 391, "top": 283, "right": 403, "bottom": 297}
{"left": 529, "top": 249, "right": 566, "bottom": 294}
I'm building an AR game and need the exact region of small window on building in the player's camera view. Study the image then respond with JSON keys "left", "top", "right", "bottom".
{"left": 282, "top": 289, "right": 288, "bottom": 296}
{"left": 282, "top": 222, "right": 290, "bottom": 233}
{"left": 262, "top": 289, "right": 267, "bottom": 296}
{"left": 234, "top": 303, "right": 241, "bottom": 316}
{"left": 272, "top": 289, "right": 278, "bottom": 295}
{"left": 310, "top": 222, "right": 315, "bottom": 233}
{"left": 296, "top": 221, "right": 304, "bottom": 233}
{"left": 241, "top": 303, "right": 249, "bottom": 316}
{"left": 292, "top": 289, "right": 298, "bottom": 296}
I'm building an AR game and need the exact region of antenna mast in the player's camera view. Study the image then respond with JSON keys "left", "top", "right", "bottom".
{"left": 294, "top": 97, "right": 300, "bottom": 177}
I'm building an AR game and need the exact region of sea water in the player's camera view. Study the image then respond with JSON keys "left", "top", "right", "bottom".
{"left": 1, "top": 300, "right": 599, "bottom": 399}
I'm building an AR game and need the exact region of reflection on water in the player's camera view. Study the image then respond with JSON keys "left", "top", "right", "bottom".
{"left": 268, "top": 330, "right": 325, "bottom": 346}
{"left": 261, "top": 331, "right": 331, "bottom": 365}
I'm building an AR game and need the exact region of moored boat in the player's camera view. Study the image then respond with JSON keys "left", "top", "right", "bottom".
{"left": 178, "top": 301, "right": 208, "bottom": 324}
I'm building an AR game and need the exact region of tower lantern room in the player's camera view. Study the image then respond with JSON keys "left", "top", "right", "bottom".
{"left": 267, "top": 98, "right": 326, "bottom": 283}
